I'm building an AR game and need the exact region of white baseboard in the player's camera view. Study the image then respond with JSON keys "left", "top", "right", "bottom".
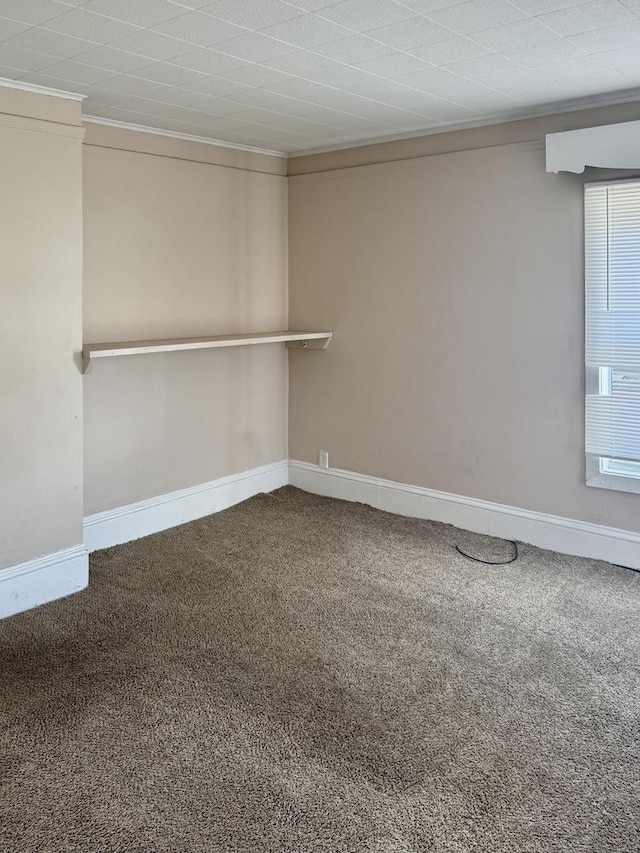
{"left": 289, "top": 461, "right": 640, "bottom": 569}
{"left": 77, "top": 456, "right": 640, "bottom": 583}
{"left": 83, "top": 460, "right": 289, "bottom": 553}
{"left": 5, "top": 459, "right": 633, "bottom": 621}
{"left": 0, "top": 544, "right": 88, "bottom": 619}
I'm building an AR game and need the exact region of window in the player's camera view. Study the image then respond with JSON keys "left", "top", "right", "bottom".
{"left": 585, "top": 179, "right": 640, "bottom": 494}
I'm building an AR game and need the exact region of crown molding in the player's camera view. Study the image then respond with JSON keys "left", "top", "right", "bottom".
{"left": 82, "top": 115, "right": 287, "bottom": 158}
{"left": 0, "top": 77, "right": 85, "bottom": 101}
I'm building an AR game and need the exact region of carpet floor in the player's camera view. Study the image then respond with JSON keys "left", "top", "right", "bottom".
{"left": 1, "top": 486, "right": 639, "bottom": 852}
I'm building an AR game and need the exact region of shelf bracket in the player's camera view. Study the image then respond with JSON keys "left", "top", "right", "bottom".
{"left": 286, "top": 337, "right": 331, "bottom": 350}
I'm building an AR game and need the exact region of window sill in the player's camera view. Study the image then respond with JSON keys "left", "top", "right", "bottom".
{"left": 586, "top": 456, "right": 640, "bottom": 495}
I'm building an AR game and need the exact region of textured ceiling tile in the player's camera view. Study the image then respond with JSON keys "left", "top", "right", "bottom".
{"left": 73, "top": 45, "right": 153, "bottom": 72}
{"left": 536, "top": 0, "right": 635, "bottom": 36}
{"left": 179, "top": 113, "right": 253, "bottom": 130}
{"left": 111, "top": 97, "right": 210, "bottom": 122}
{"left": 567, "top": 19, "right": 640, "bottom": 50}
{"left": 199, "top": 0, "right": 303, "bottom": 29}
{"left": 5, "top": 26, "right": 95, "bottom": 57}
{"left": 151, "top": 12, "right": 245, "bottom": 46}
{"left": 509, "top": 0, "right": 592, "bottom": 13}
{"left": 35, "top": 57, "right": 117, "bottom": 82}
{"left": 223, "top": 103, "right": 311, "bottom": 124}
{"left": 400, "top": 0, "right": 481, "bottom": 11}
{"left": 82, "top": 88, "right": 136, "bottom": 105}
{"left": 444, "top": 52, "right": 524, "bottom": 77}
{"left": 159, "top": 0, "right": 214, "bottom": 6}
{"left": 170, "top": 48, "right": 248, "bottom": 74}
{"left": 137, "top": 87, "right": 237, "bottom": 110}
{"left": 315, "top": 113, "right": 393, "bottom": 131}
{"left": 16, "top": 69, "right": 88, "bottom": 88}
{"left": 510, "top": 74, "right": 628, "bottom": 99}
{"left": 207, "top": 117, "right": 309, "bottom": 139}
{"left": 223, "top": 87, "right": 371, "bottom": 122}
{"left": 0, "top": 17, "right": 31, "bottom": 41}
{"left": 457, "top": 92, "right": 523, "bottom": 110}
{"left": 0, "top": 44, "right": 58, "bottom": 71}
{"left": 356, "top": 51, "right": 430, "bottom": 77}
{"left": 598, "top": 46, "right": 640, "bottom": 70}
{"left": 180, "top": 74, "right": 255, "bottom": 97}
{"left": 472, "top": 65, "right": 552, "bottom": 88}
{"left": 261, "top": 74, "right": 338, "bottom": 97}
{"left": 354, "top": 77, "right": 424, "bottom": 103}
{"left": 312, "top": 34, "right": 395, "bottom": 61}
{"left": 352, "top": 107, "right": 427, "bottom": 125}
{"left": 43, "top": 8, "right": 139, "bottom": 41}
{"left": 228, "top": 106, "right": 345, "bottom": 135}
{"left": 276, "top": 122, "right": 353, "bottom": 139}
{"left": 259, "top": 14, "right": 353, "bottom": 47}
{"left": 543, "top": 53, "right": 612, "bottom": 76}
{"left": 372, "top": 79, "right": 450, "bottom": 104}
{"left": 472, "top": 18, "right": 561, "bottom": 49}
{"left": 502, "top": 38, "right": 587, "bottom": 65}
{"left": 407, "top": 36, "right": 492, "bottom": 64}
{"left": 317, "top": 0, "right": 414, "bottom": 31}
{"left": 83, "top": 0, "right": 183, "bottom": 27}
{"left": 96, "top": 72, "right": 173, "bottom": 95}
{"left": 365, "top": 16, "right": 453, "bottom": 49}
{"left": 221, "top": 87, "right": 299, "bottom": 107}
{"left": 261, "top": 48, "right": 340, "bottom": 75}
{"left": 219, "top": 63, "right": 296, "bottom": 87}
{"left": 278, "top": 0, "right": 344, "bottom": 10}
{"left": 429, "top": 0, "right": 527, "bottom": 34}
{"left": 396, "top": 64, "right": 483, "bottom": 91}
{"left": 265, "top": 77, "right": 390, "bottom": 113}
{"left": 388, "top": 92, "right": 478, "bottom": 118}
{"left": 344, "top": 100, "right": 438, "bottom": 121}
{"left": 549, "top": 63, "right": 625, "bottom": 82}
{"left": 277, "top": 117, "right": 358, "bottom": 137}
{"left": 422, "top": 83, "right": 521, "bottom": 107}
{"left": 312, "top": 66, "right": 415, "bottom": 100}
{"left": 130, "top": 61, "right": 208, "bottom": 86}
{"left": 109, "top": 29, "right": 196, "bottom": 59}
{"left": 0, "top": 0, "right": 69, "bottom": 25}
{"left": 95, "top": 102, "right": 164, "bottom": 119}
{"left": 213, "top": 32, "right": 296, "bottom": 60}
{"left": 304, "top": 64, "right": 376, "bottom": 86}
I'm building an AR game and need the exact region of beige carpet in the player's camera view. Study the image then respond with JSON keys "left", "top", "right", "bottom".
{"left": 1, "top": 486, "right": 639, "bottom": 852}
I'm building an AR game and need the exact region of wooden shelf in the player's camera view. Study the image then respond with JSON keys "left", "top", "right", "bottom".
{"left": 82, "top": 331, "right": 332, "bottom": 372}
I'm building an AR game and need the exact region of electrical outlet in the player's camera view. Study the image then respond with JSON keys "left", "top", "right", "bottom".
{"left": 318, "top": 450, "right": 329, "bottom": 469}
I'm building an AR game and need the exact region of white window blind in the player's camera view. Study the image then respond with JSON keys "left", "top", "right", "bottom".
{"left": 585, "top": 180, "right": 640, "bottom": 478}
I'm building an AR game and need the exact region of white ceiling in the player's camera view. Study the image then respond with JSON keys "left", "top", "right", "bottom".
{"left": 2, "top": 0, "right": 640, "bottom": 154}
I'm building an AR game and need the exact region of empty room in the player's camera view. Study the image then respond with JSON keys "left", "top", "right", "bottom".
{"left": 1, "top": 0, "right": 639, "bottom": 850}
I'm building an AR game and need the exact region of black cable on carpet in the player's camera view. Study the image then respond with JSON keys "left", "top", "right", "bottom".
{"left": 455, "top": 540, "right": 519, "bottom": 565}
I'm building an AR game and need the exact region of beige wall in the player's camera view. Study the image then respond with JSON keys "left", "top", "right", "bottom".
{"left": 288, "top": 134, "right": 640, "bottom": 532}
{"left": 3, "top": 87, "right": 636, "bottom": 561}
{"left": 83, "top": 128, "right": 288, "bottom": 515}
{"left": 0, "top": 92, "right": 84, "bottom": 568}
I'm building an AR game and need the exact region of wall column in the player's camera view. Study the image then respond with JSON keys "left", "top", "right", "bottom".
{"left": 0, "top": 87, "right": 86, "bottom": 617}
